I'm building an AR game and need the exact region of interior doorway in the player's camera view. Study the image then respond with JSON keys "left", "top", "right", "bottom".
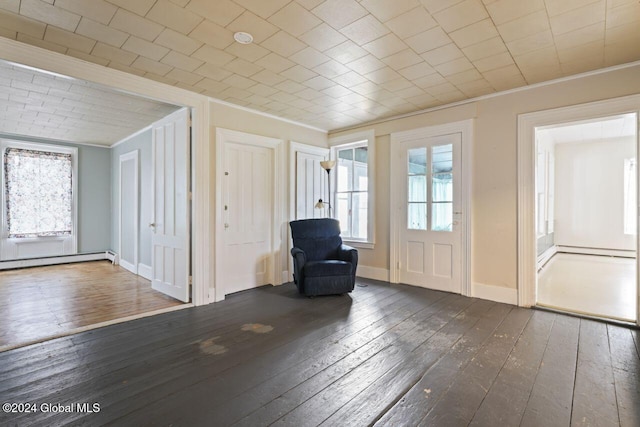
{"left": 534, "top": 114, "right": 638, "bottom": 322}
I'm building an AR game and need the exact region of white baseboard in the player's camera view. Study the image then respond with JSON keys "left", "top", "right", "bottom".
{"left": 0, "top": 252, "right": 106, "bottom": 270}
{"left": 357, "top": 265, "right": 390, "bottom": 282}
{"left": 137, "top": 263, "right": 152, "bottom": 280}
{"left": 472, "top": 282, "right": 518, "bottom": 305}
{"left": 120, "top": 259, "right": 137, "bottom": 274}
{"left": 556, "top": 246, "right": 636, "bottom": 258}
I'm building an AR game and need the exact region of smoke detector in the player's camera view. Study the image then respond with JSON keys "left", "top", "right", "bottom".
{"left": 233, "top": 32, "right": 254, "bottom": 44}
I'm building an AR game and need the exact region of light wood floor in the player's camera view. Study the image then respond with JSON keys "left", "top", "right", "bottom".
{"left": 0, "top": 261, "right": 183, "bottom": 350}
{"left": 538, "top": 253, "right": 637, "bottom": 322}
{"left": 0, "top": 280, "right": 638, "bottom": 426}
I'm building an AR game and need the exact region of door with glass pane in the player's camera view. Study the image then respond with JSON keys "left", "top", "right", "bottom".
{"left": 399, "top": 133, "right": 462, "bottom": 293}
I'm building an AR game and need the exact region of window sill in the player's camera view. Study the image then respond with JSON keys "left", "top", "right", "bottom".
{"left": 343, "top": 240, "right": 374, "bottom": 250}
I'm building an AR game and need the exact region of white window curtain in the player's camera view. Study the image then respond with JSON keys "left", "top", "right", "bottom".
{"left": 4, "top": 148, "right": 73, "bottom": 238}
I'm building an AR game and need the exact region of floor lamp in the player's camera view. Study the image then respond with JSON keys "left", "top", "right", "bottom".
{"left": 315, "top": 160, "right": 336, "bottom": 217}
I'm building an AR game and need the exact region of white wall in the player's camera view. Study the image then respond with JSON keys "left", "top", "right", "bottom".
{"left": 554, "top": 136, "right": 635, "bottom": 251}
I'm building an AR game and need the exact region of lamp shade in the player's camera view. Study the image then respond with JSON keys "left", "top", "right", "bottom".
{"left": 320, "top": 160, "right": 336, "bottom": 171}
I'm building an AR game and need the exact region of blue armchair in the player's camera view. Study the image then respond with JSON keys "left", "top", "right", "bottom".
{"left": 290, "top": 218, "right": 358, "bottom": 296}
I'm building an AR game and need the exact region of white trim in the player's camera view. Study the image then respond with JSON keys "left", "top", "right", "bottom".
{"left": 356, "top": 265, "right": 390, "bottom": 282}
{"left": 137, "top": 263, "right": 152, "bottom": 280}
{"left": 517, "top": 94, "right": 640, "bottom": 315}
{"left": 555, "top": 246, "right": 636, "bottom": 258}
{"left": 0, "top": 37, "right": 211, "bottom": 307}
{"left": 210, "top": 98, "right": 328, "bottom": 134}
{"left": 0, "top": 252, "right": 105, "bottom": 270}
{"left": 118, "top": 150, "right": 139, "bottom": 276}
{"left": 344, "top": 241, "right": 375, "bottom": 249}
{"left": 472, "top": 282, "right": 518, "bottom": 305}
{"left": 215, "top": 128, "right": 285, "bottom": 301}
{"left": 0, "top": 131, "right": 111, "bottom": 149}
{"left": 111, "top": 125, "right": 152, "bottom": 148}
{"left": 389, "top": 119, "right": 473, "bottom": 297}
{"left": 329, "top": 130, "right": 376, "bottom": 245}
{"left": 333, "top": 60, "right": 640, "bottom": 134}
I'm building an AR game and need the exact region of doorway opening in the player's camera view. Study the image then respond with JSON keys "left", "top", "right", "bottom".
{"left": 535, "top": 113, "right": 638, "bottom": 322}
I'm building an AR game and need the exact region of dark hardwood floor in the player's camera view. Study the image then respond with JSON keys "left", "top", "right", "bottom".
{"left": 0, "top": 279, "right": 638, "bottom": 426}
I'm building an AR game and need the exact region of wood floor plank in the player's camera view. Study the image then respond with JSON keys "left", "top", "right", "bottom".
{"left": 520, "top": 314, "right": 581, "bottom": 427}
{"left": 468, "top": 310, "right": 556, "bottom": 426}
{"left": 415, "top": 307, "right": 533, "bottom": 426}
{"left": 374, "top": 302, "right": 514, "bottom": 427}
{"left": 1, "top": 280, "right": 638, "bottom": 427}
{"left": 608, "top": 324, "right": 640, "bottom": 427}
{"left": 571, "top": 320, "right": 620, "bottom": 426}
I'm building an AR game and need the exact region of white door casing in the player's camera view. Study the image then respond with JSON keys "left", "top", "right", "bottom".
{"left": 119, "top": 150, "right": 139, "bottom": 274}
{"left": 215, "top": 128, "right": 285, "bottom": 300}
{"left": 151, "top": 108, "right": 191, "bottom": 303}
{"left": 517, "top": 94, "right": 640, "bottom": 325}
{"left": 390, "top": 120, "right": 472, "bottom": 297}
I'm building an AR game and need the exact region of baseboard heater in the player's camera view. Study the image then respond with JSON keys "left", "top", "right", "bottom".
{"left": 105, "top": 250, "right": 119, "bottom": 265}
{"left": 0, "top": 252, "right": 108, "bottom": 270}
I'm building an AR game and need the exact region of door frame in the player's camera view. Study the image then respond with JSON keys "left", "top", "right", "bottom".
{"left": 517, "top": 94, "right": 640, "bottom": 325}
{"left": 390, "top": 119, "right": 473, "bottom": 297}
{"left": 214, "top": 128, "right": 285, "bottom": 301}
{"left": 118, "top": 150, "right": 139, "bottom": 274}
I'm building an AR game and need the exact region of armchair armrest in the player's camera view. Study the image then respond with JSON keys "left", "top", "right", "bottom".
{"left": 337, "top": 244, "right": 358, "bottom": 275}
{"left": 291, "top": 247, "right": 307, "bottom": 285}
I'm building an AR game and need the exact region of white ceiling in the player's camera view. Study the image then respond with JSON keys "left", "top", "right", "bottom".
{"left": 539, "top": 113, "right": 637, "bottom": 144}
{"left": 0, "top": 60, "right": 181, "bottom": 146}
{"left": 0, "top": 0, "right": 638, "bottom": 132}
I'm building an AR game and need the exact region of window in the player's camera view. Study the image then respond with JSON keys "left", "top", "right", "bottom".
{"left": 4, "top": 147, "right": 73, "bottom": 237}
{"left": 330, "top": 131, "right": 375, "bottom": 246}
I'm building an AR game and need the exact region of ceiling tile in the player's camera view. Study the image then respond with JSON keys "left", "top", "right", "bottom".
{"left": 382, "top": 49, "right": 424, "bottom": 70}
{"left": 227, "top": 10, "right": 279, "bottom": 44}
{"left": 19, "top": 0, "right": 80, "bottom": 32}
{"left": 252, "top": 69, "right": 287, "bottom": 86}
{"left": 194, "top": 62, "right": 233, "bottom": 80}
{"left": 0, "top": 0, "right": 19, "bottom": 14}
{"left": 161, "top": 50, "right": 204, "bottom": 72}
{"left": 222, "top": 73, "right": 257, "bottom": 89}
{"left": 360, "top": 0, "right": 421, "bottom": 22}
{"left": 225, "top": 41, "right": 270, "bottom": 62}
{"left": 146, "top": 0, "right": 203, "bottom": 34}
{"left": 340, "top": 15, "right": 390, "bottom": 45}
{"left": 281, "top": 64, "right": 318, "bottom": 82}
{"left": 192, "top": 45, "right": 235, "bottom": 66}
{"left": 554, "top": 22, "right": 604, "bottom": 51}
{"left": 122, "top": 36, "right": 170, "bottom": 61}
{"left": 189, "top": 20, "right": 234, "bottom": 50}
{"left": 155, "top": 28, "right": 202, "bottom": 55}
{"left": 313, "top": 59, "right": 350, "bottom": 78}
{"left": 186, "top": 0, "right": 243, "bottom": 27}
{"left": 106, "top": 0, "right": 156, "bottom": 18}
{"left": 109, "top": 8, "right": 164, "bottom": 41}
{"left": 498, "top": 10, "right": 551, "bottom": 42}
{"left": 606, "top": 2, "right": 640, "bottom": 29}
{"left": 433, "top": 0, "right": 488, "bottom": 32}
{"left": 17, "top": 33, "right": 67, "bottom": 53}
{"left": 398, "top": 61, "right": 436, "bottom": 79}
{"left": 405, "top": 26, "right": 451, "bottom": 53}
{"left": 268, "top": 2, "right": 321, "bottom": 36}
{"left": 473, "top": 51, "right": 514, "bottom": 72}
{"left": 384, "top": 6, "right": 438, "bottom": 39}
{"left": 422, "top": 43, "right": 464, "bottom": 66}
{"left": 76, "top": 17, "right": 128, "bottom": 47}
{"left": 420, "top": 0, "right": 466, "bottom": 14}
{"left": 324, "top": 40, "right": 369, "bottom": 63}
{"left": 255, "top": 52, "right": 296, "bottom": 73}
{"left": 165, "top": 68, "right": 203, "bottom": 85}
{"left": 363, "top": 32, "right": 407, "bottom": 58}
{"left": 289, "top": 46, "right": 330, "bottom": 68}
{"left": 55, "top": 0, "right": 116, "bottom": 25}
{"left": 549, "top": 1, "right": 606, "bottom": 36}
{"left": 131, "top": 56, "right": 173, "bottom": 75}
{"left": 346, "top": 54, "right": 386, "bottom": 74}
{"left": 223, "top": 57, "right": 263, "bottom": 77}
{"left": 332, "top": 71, "right": 368, "bottom": 87}
{"left": 484, "top": 0, "right": 544, "bottom": 26}
{"left": 232, "top": 0, "right": 291, "bottom": 19}
{"left": 304, "top": 75, "right": 335, "bottom": 90}
{"left": 433, "top": 57, "right": 475, "bottom": 76}
{"left": 44, "top": 26, "right": 95, "bottom": 53}
{"left": 0, "top": 9, "right": 44, "bottom": 38}
{"left": 311, "top": 0, "right": 368, "bottom": 30}
{"left": 545, "top": 0, "right": 601, "bottom": 17}
{"left": 91, "top": 42, "right": 138, "bottom": 65}
{"left": 260, "top": 30, "right": 307, "bottom": 57}
{"left": 299, "top": 23, "right": 347, "bottom": 51}
{"left": 449, "top": 18, "right": 499, "bottom": 48}
{"left": 505, "top": 30, "right": 554, "bottom": 56}
{"left": 461, "top": 36, "right": 508, "bottom": 60}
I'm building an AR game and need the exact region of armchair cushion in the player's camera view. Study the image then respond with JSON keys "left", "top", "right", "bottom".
{"left": 304, "top": 260, "right": 352, "bottom": 277}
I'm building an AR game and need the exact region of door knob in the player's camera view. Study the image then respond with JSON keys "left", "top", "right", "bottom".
{"left": 149, "top": 222, "right": 156, "bottom": 228}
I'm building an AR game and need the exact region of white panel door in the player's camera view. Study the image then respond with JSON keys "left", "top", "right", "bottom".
{"left": 296, "top": 151, "right": 327, "bottom": 219}
{"left": 222, "top": 142, "right": 273, "bottom": 294}
{"left": 151, "top": 108, "right": 190, "bottom": 302}
{"left": 399, "top": 133, "right": 462, "bottom": 293}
